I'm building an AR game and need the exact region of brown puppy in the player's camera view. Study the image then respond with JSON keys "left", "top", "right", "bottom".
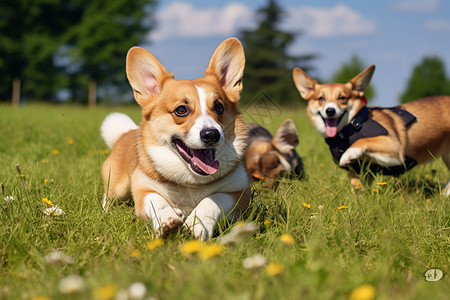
{"left": 245, "top": 119, "right": 304, "bottom": 187}
{"left": 292, "top": 65, "right": 450, "bottom": 195}
{"left": 101, "top": 38, "right": 251, "bottom": 240}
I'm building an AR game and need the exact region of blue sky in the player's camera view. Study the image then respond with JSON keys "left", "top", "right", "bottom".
{"left": 143, "top": 0, "right": 450, "bottom": 107}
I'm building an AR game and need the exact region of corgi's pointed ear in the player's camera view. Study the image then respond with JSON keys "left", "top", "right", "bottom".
{"left": 272, "top": 119, "right": 299, "bottom": 153}
{"left": 205, "top": 38, "right": 245, "bottom": 103}
{"left": 349, "top": 65, "right": 375, "bottom": 94}
{"left": 126, "top": 47, "right": 173, "bottom": 107}
{"left": 292, "top": 68, "right": 317, "bottom": 100}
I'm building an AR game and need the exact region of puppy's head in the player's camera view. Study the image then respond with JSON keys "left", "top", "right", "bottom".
{"left": 126, "top": 38, "right": 246, "bottom": 185}
{"left": 246, "top": 120, "right": 303, "bottom": 187}
{"left": 292, "top": 65, "right": 375, "bottom": 138}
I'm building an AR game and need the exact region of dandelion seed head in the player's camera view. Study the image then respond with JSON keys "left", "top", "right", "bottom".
{"left": 59, "top": 275, "right": 85, "bottom": 295}
{"left": 218, "top": 222, "right": 257, "bottom": 245}
{"left": 44, "top": 250, "right": 74, "bottom": 265}
{"left": 128, "top": 282, "right": 147, "bottom": 299}
{"left": 242, "top": 254, "right": 266, "bottom": 269}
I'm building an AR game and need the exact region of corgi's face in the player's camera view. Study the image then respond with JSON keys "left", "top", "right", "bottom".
{"left": 292, "top": 66, "right": 375, "bottom": 138}
{"left": 126, "top": 38, "right": 247, "bottom": 185}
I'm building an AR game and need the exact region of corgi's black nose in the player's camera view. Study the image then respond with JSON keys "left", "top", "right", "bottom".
{"left": 326, "top": 107, "right": 336, "bottom": 117}
{"left": 200, "top": 128, "right": 220, "bottom": 145}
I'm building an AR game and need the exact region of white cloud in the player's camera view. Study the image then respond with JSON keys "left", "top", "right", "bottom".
{"left": 425, "top": 19, "right": 450, "bottom": 32}
{"left": 151, "top": 2, "right": 253, "bottom": 40}
{"left": 283, "top": 4, "right": 376, "bottom": 37}
{"left": 390, "top": 0, "right": 440, "bottom": 12}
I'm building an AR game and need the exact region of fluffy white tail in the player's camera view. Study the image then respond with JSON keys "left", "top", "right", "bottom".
{"left": 101, "top": 113, "right": 139, "bottom": 149}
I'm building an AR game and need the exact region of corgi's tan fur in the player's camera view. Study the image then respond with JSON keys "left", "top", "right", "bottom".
{"left": 101, "top": 38, "right": 251, "bottom": 240}
{"left": 293, "top": 66, "right": 450, "bottom": 195}
{"left": 245, "top": 120, "right": 303, "bottom": 188}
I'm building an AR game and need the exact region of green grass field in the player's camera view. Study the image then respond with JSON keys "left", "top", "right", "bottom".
{"left": 0, "top": 103, "right": 448, "bottom": 300}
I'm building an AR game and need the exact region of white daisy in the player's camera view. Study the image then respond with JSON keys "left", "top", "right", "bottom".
{"left": 3, "top": 196, "right": 15, "bottom": 202}
{"left": 43, "top": 205, "right": 65, "bottom": 216}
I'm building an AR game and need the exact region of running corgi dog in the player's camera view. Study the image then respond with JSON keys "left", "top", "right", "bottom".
{"left": 101, "top": 38, "right": 251, "bottom": 240}
{"left": 245, "top": 120, "right": 303, "bottom": 188}
{"left": 292, "top": 65, "right": 450, "bottom": 195}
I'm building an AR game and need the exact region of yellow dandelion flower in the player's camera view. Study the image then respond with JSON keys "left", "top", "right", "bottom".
{"left": 68, "top": 138, "right": 74, "bottom": 145}
{"left": 264, "top": 220, "right": 271, "bottom": 226}
{"left": 31, "top": 297, "right": 51, "bottom": 300}
{"left": 377, "top": 182, "right": 387, "bottom": 185}
{"left": 426, "top": 199, "right": 430, "bottom": 203}
{"left": 93, "top": 284, "right": 118, "bottom": 300}
{"left": 319, "top": 163, "right": 324, "bottom": 167}
{"left": 52, "top": 149, "right": 59, "bottom": 155}
{"left": 425, "top": 174, "right": 431, "bottom": 179}
{"left": 372, "top": 189, "right": 379, "bottom": 192}
{"left": 44, "top": 179, "right": 49, "bottom": 184}
{"left": 42, "top": 198, "right": 53, "bottom": 206}
{"left": 280, "top": 234, "right": 294, "bottom": 245}
{"left": 338, "top": 205, "right": 349, "bottom": 210}
{"left": 302, "top": 203, "right": 311, "bottom": 209}
{"left": 265, "top": 262, "right": 284, "bottom": 276}
{"left": 147, "top": 238, "right": 164, "bottom": 250}
{"left": 130, "top": 249, "right": 142, "bottom": 257}
{"left": 310, "top": 212, "right": 318, "bottom": 216}
{"left": 349, "top": 284, "right": 376, "bottom": 300}
{"left": 354, "top": 186, "right": 361, "bottom": 190}
{"left": 198, "top": 244, "right": 224, "bottom": 260}
{"left": 180, "top": 240, "right": 203, "bottom": 255}
{"left": 41, "top": 159, "right": 48, "bottom": 164}
{"left": 235, "top": 221, "right": 245, "bottom": 227}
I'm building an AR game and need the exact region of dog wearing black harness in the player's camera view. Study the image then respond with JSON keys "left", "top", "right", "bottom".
{"left": 292, "top": 65, "right": 450, "bottom": 195}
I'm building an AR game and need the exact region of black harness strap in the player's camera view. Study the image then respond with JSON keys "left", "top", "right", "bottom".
{"left": 325, "top": 106, "right": 418, "bottom": 175}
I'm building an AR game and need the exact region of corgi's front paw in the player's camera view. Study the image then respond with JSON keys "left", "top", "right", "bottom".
{"left": 184, "top": 215, "right": 214, "bottom": 241}
{"left": 153, "top": 207, "right": 185, "bottom": 238}
{"left": 339, "top": 147, "right": 363, "bottom": 166}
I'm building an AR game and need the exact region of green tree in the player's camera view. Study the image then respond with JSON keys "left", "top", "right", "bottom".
{"left": 0, "top": 1, "right": 79, "bottom": 103}
{"left": 64, "top": 0, "right": 157, "bottom": 106}
{"left": 401, "top": 56, "right": 450, "bottom": 103}
{"left": 239, "top": 0, "right": 316, "bottom": 105}
{"left": 0, "top": 0, "right": 157, "bottom": 105}
{"left": 331, "top": 54, "right": 375, "bottom": 101}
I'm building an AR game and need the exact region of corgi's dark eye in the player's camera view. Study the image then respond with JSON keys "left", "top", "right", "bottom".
{"left": 174, "top": 105, "right": 189, "bottom": 117}
{"left": 214, "top": 102, "right": 224, "bottom": 115}
{"left": 318, "top": 96, "right": 325, "bottom": 102}
{"left": 338, "top": 95, "right": 347, "bottom": 101}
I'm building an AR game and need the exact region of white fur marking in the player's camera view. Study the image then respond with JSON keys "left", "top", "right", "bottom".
{"left": 184, "top": 193, "right": 235, "bottom": 240}
{"left": 367, "top": 153, "right": 402, "bottom": 166}
{"left": 143, "top": 193, "right": 184, "bottom": 238}
{"left": 339, "top": 147, "right": 364, "bottom": 166}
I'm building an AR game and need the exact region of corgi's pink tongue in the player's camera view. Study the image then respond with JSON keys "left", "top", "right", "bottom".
{"left": 325, "top": 118, "right": 339, "bottom": 138}
{"left": 191, "top": 149, "right": 219, "bottom": 175}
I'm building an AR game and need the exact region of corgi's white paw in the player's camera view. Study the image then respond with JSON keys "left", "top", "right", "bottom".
{"left": 154, "top": 206, "right": 184, "bottom": 238}
{"left": 340, "top": 147, "right": 363, "bottom": 166}
{"left": 184, "top": 215, "right": 214, "bottom": 241}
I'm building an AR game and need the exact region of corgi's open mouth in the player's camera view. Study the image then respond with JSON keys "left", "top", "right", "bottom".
{"left": 320, "top": 110, "right": 347, "bottom": 138}
{"left": 173, "top": 139, "right": 219, "bottom": 176}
